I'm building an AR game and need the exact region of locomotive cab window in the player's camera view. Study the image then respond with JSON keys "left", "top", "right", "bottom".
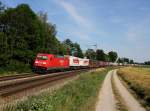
{"left": 37, "top": 55, "right": 48, "bottom": 60}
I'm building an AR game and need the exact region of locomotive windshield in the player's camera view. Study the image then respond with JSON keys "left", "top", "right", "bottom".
{"left": 37, "top": 55, "right": 48, "bottom": 60}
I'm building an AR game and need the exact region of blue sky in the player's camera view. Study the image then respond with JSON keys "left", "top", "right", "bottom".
{"left": 1, "top": 0, "right": 150, "bottom": 62}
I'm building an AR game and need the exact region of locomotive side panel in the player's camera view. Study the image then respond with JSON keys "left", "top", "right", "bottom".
{"left": 34, "top": 54, "right": 69, "bottom": 72}
{"left": 50, "top": 57, "right": 69, "bottom": 69}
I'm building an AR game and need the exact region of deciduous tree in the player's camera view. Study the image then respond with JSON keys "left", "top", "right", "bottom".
{"left": 108, "top": 51, "right": 118, "bottom": 62}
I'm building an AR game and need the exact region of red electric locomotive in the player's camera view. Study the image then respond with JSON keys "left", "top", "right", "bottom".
{"left": 33, "top": 53, "right": 111, "bottom": 73}
{"left": 33, "top": 53, "right": 69, "bottom": 73}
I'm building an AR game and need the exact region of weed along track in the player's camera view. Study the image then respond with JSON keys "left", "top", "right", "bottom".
{"left": 0, "top": 69, "right": 88, "bottom": 97}
{"left": 1, "top": 68, "right": 107, "bottom": 111}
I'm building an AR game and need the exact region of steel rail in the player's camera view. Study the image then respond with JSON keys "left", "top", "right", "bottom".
{"left": 0, "top": 73, "right": 38, "bottom": 81}
{"left": 0, "top": 69, "right": 88, "bottom": 96}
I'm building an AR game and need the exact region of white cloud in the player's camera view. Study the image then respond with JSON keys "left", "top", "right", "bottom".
{"left": 54, "top": 0, "right": 110, "bottom": 40}
{"left": 59, "top": 1, "right": 84, "bottom": 24}
{"left": 54, "top": 0, "right": 92, "bottom": 28}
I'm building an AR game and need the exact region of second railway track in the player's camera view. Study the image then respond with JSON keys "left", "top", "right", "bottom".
{"left": 0, "top": 73, "right": 38, "bottom": 81}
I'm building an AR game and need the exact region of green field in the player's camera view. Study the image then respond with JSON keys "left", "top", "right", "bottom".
{"left": 3, "top": 68, "right": 111, "bottom": 111}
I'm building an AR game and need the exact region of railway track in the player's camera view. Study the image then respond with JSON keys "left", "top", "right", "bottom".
{"left": 0, "top": 73, "right": 38, "bottom": 81}
{"left": 0, "top": 69, "right": 88, "bottom": 97}
{"left": 0, "top": 69, "right": 88, "bottom": 81}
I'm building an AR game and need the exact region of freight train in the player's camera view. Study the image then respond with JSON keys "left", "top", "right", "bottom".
{"left": 33, "top": 53, "right": 110, "bottom": 73}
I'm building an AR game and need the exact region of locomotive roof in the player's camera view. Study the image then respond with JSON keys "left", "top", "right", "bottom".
{"left": 37, "top": 53, "right": 54, "bottom": 57}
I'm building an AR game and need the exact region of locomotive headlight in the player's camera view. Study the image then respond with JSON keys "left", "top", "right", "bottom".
{"left": 43, "top": 62, "right": 46, "bottom": 64}
{"left": 35, "top": 61, "right": 39, "bottom": 63}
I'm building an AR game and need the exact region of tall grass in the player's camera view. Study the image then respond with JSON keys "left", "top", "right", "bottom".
{"left": 3, "top": 68, "right": 109, "bottom": 111}
{"left": 118, "top": 67, "right": 150, "bottom": 110}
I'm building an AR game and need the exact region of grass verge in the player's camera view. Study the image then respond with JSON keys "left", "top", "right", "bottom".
{"left": 117, "top": 67, "right": 150, "bottom": 110}
{"left": 3, "top": 68, "right": 110, "bottom": 111}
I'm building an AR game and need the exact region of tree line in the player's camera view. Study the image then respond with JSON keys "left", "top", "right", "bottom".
{"left": 144, "top": 61, "right": 150, "bottom": 65}
{"left": 62, "top": 39, "right": 118, "bottom": 62}
{"left": 0, "top": 2, "right": 136, "bottom": 72}
{"left": 0, "top": 3, "right": 67, "bottom": 71}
